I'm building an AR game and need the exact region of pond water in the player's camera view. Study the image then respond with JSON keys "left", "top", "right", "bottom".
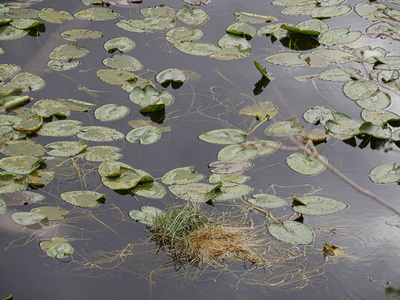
{"left": 1, "top": 0, "right": 400, "bottom": 299}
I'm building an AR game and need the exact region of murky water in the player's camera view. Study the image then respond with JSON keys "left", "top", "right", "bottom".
{"left": 1, "top": 0, "right": 400, "bottom": 299}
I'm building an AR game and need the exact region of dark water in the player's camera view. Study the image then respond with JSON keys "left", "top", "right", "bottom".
{"left": 1, "top": 0, "right": 400, "bottom": 299}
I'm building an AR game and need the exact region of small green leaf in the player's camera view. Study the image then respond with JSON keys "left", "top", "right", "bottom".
{"left": 249, "top": 194, "right": 286, "bottom": 208}
{"left": 264, "top": 117, "right": 304, "bottom": 137}
{"left": 286, "top": 152, "right": 327, "bottom": 175}
{"left": 104, "top": 36, "right": 135, "bottom": 53}
{"left": 370, "top": 163, "right": 400, "bottom": 184}
{"left": 77, "top": 126, "right": 125, "bottom": 142}
{"left": 269, "top": 221, "right": 314, "bottom": 245}
{"left": 292, "top": 195, "right": 348, "bottom": 215}
{"left": 129, "top": 206, "right": 164, "bottom": 226}
{"left": 74, "top": 7, "right": 119, "bottom": 21}
{"left": 11, "top": 212, "right": 46, "bottom": 226}
{"left": 198, "top": 128, "right": 247, "bottom": 144}
{"left": 30, "top": 206, "right": 69, "bottom": 221}
{"left": 45, "top": 141, "right": 87, "bottom": 157}
{"left": 239, "top": 101, "right": 277, "bottom": 120}
{"left": 60, "top": 191, "right": 105, "bottom": 207}
{"left": 94, "top": 104, "right": 130, "bottom": 122}
{"left": 126, "top": 125, "right": 161, "bottom": 145}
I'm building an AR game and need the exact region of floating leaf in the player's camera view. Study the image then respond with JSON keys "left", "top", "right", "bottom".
{"left": 0, "top": 126, "right": 24, "bottom": 142}
{"left": 234, "top": 11, "right": 277, "bottom": 24}
{"left": 94, "top": 104, "right": 130, "bottom": 122}
{"left": 102, "top": 54, "right": 143, "bottom": 72}
{"left": 5, "top": 72, "right": 45, "bottom": 92}
{"left": 31, "top": 99, "right": 70, "bottom": 118}
{"left": 392, "top": 129, "right": 400, "bottom": 142}
{"left": 370, "top": 163, "right": 400, "bottom": 184}
{"left": 239, "top": 101, "right": 277, "bottom": 120}
{"left": 217, "top": 144, "right": 258, "bottom": 161}
{"left": 317, "top": 68, "right": 363, "bottom": 82}
{"left": 213, "top": 184, "right": 253, "bottom": 201}
{"left": 211, "top": 47, "right": 251, "bottom": 60}
{"left": 303, "top": 105, "right": 335, "bottom": 125}
{"left": 60, "top": 191, "right": 105, "bottom": 208}
{"left": 198, "top": 128, "right": 247, "bottom": 145}
{"left": 174, "top": 42, "right": 219, "bottom": 56}
{"left": 11, "top": 18, "right": 44, "bottom": 30}
{"left": 12, "top": 115, "right": 43, "bottom": 132}
{"left": 226, "top": 22, "right": 257, "bottom": 38}
{"left": 0, "top": 115, "right": 22, "bottom": 126}
{"left": 268, "top": 221, "right": 314, "bottom": 245}
{"left": 264, "top": 117, "right": 304, "bottom": 137}
{"left": 39, "top": 8, "right": 73, "bottom": 24}
{"left": 37, "top": 120, "right": 82, "bottom": 137}
{"left": 249, "top": 194, "right": 286, "bottom": 209}
{"left": 286, "top": 152, "right": 327, "bottom": 175}
{"left": 155, "top": 68, "right": 187, "bottom": 87}
{"left": 358, "top": 122, "right": 391, "bottom": 139}
{"left": 265, "top": 52, "right": 307, "bottom": 67}
{"left": 281, "top": 5, "right": 314, "bottom": 16}
{"left": 128, "top": 206, "right": 164, "bottom": 226}
{"left": 131, "top": 182, "right": 166, "bottom": 199}
{"left": 361, "top": 110, "right": 400, "bottom": 126}
{"left": 129, "top": 85, "right": 174, "bottom": 110}
{"left": 116, "top": 17, "right": 176, "bottom": 33}
{"left": 353, "top": 46, "right": 386, "bottom": 64}
{"left": 183, "top": 0, "right": 211, "bottom": 5}
{"left": 45, "top": 141, "right": 87, "bottom": 157}
{"left": 319, "top": 28, "right": 362, "bottom": 45}
{"left": 292, "top": 195, "right": 348, "bottom": 215}
{"left": 96, "top": 69, "right": 137, "bottom": 85}
{"left": 0, "top": 155, "right": 44, "bottom": 174}
{"left": 169, "top": 183, "right": 221, "bottom": 202}
{"left": 61, "top": 29, "right": 103, "bottom": 41}
{"left": 176, "top": 5, "right": 209, "bottom": 25}
{"left": 280, "top": 24, "right": 320, "bottom": 36}
{"left": 209, "top": 173, "right": 250, "bottom": 186}
{"left": 47, "top": 59, "right": 80, "bottom": 72}
{"left": 46, "top": 242, "right": 74, "bottom": 259}
{"left": 27, "top": 170, "right": 54, "bottom": 188}
{"left": 166, "top": 27, "right": 203, "bottom": 44}
{"left": 83, "top": 146, "right": 122, "bottom": 162}
{"left": 0, "top": 173, "right": 28, "bottom": 194}
{"left": 243, "top": 140, "right": 280, "bottom": 156}
{"left": 301, "top": 128, "right": 328, "bottom": 143}
{"left": 49, "top": 44, "right": 89, "bottom": 60}
{"left": 11, "top": 212, "right": 46, "bottom": 226}
{"left": 77, "top": 126, "right": 125, "bottom": 142}
{"left": 0, "top": 26, "right": 28, "bottom": 41}
{"left": 140, "top": 5, "right": 176, "bottom": 18}
{"left": 58, "top": 98, "right": 94, "bottom": 112}
{"left": 208, "top": 160, "right": 253, "bottom": 174}
{"left": 325, "top": 113, "right": 362, "bottom": 140}
{"left": 343, "top": 80, "right": 379, "bottom": 101}
{"left": 258, "top": 23, "right": 292, "bottom": 39}
{"left": 126, "top": 125, "right": 161, "bottom": 144}
{"left": 367, "top": 23, "right": 400, "bottom": 42}
{"left": 0, "top": 64, "right": 21, "bottom": 82}
{"left": 104, "top": 36, "right": 135, "bottom": 53}
{"left": 74, "top": 7, "right": 119, "bottom": 21}
{"left": 30, "top": 206, "right": 69, "bottom": 221}
{"left": 311, "top": 4, "right": 352, "bottom": 19}
{"left": 375, "top": 56, "right": 400, "bottom": 71}
{"left": 161, "top": 166, "right": 205, "bottom": 185}
{"left": 7, "top": 8, "right": 39, "bottom": 19}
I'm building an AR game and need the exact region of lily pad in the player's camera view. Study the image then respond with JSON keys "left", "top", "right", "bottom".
{"left": 37, "top": 120, "right": 82, "bottom": 137}
{"left": 234, "top": 11, "right": 277, "bottom": 24}
{"left": 211, "top": 47, "right": 251, "bottom": 60}
{"left": 0, "top": 173, "right": 28, "bottom": 194}
{"left": 0, "top": 26, "right": 28, "bottom": 41}
{"left": 102, "top": 55, "right": 143, "bottom": 72}
{"left": 74, "top": 7, "right": 119, "bottom": 21}
{"left": 155, "top": 68, "right": 187, "bottom": 87}
{"left": 12, "top": 115, "right": 43, "bottom": 132}
{"left": 60, "top": 190, "right": 105, "bottom": 208}
{"left": 104, "top": 36, "right": 135, "bottom": 53}
{"left": 27, "top": 170, "right": 54, "bottom": 188}
{"left": 303, "top": 105, "right": 335, "bottom": 125}
{"left": 49, "top": 44, "right": 89, "bottom": 61}
{"left": 77, "top": 126, "right": 125, "bottom": 142}
{"left": 31, "top": 99, "right": 70, "bottom": 118}
{"left": 47, "top": 59, "right": 81, "bottom": 72}
{"left": 361, "top": 110, "right": 400, "bottom": 126}
{"left": 61, "top": 29, "right": 103, "bottom": 41}
{"left": 6, "top": 72, "right": 45, "bottom": 92}
{"left": 370, "top": 163, "right": 400, "bottom": 184}
{"left": 174, "top": 42, "right": 219, "bottom": 56}
{"left": 249, "top": 194, "right": 286, "bottom": 209}
{"left": 317, "top": 68, "right": 363, "bottom": 82}
{"left": 264, "top": 117, "right": 304, "bottom": 137}
{"left": 208, "top": 160, "right": 253, "bottom": 174}
{"left": 131, "top": 182, "right": 166, "bottom": 199}
{"left": 83, "top": 146, "right": 122, "bottom": 162}
{"left": 0, "top": 197, "right": 6, "bottom": 215}
{"left": 140, "top": 5, "right": 176, "bottom": 18}
{"left": 0, "top": 155, "right": 44, "bottom": 174}
{"left": 39, "top": 8, "right": 73, "bottom": 24}
{"left": 343, "top": 80, "right": 379, "bottom": 101}
{"left": 311, "top": 4, "right": 352, "bottom": 19}
{"left": 209, "top": 173, "right": 250, "bottom": 186}
{"left": 128, "top": 206, "right": 164, "bottom": 226}
{"left": 0, "top": 64, "right": 21, "bottom": 82}
{"left": 265, "top": 52, "right": 307, "bottom": 67}
{"left": 126, "top": 125, "right": 161, "bottom": 144}
{"left": 325, "top": 113, "right": 362, "bottom": 140}
{"left": 212, "top": 184, "right": 253, "bottom": 201}
{"left": 268, "top": 220, "right": 314, "bottom": 245}
{"left": 292, "top": 195, "right": 348, "bottom": 215}
{"left": 0, "top": 139, "right": 45, "bottom": 157}
{"left": 30, "top": 206, "right": 69, "bottom": 221}
{"left": 96, "top": 69, "right": 137, "bottom": 86}
{"left": 11, "top": 18, "right": 44, "bottom": 30}
{"left": 217, "top": 144, "right": 258, "bottom": 161}
{"left": 0, "top": 115, "right": 22, "bottom": 126}
{"left": 166, "top": 27, "right": 203, "bottom": 44}
{"left": 374, "top": 56, "right": 400, "bottom": 71}
{"left": 46, "top": 242, "right": 74, "bottom": 259}
{"left": 239, "top": 101, "right": 277, "bottom": 120}
{"left": 116, "top": 17, "right": 176, "bottom": 33}
{"left": 218, "top": 34, "right": 251, "bottom": 51}
{"left": 169, "top": 183, "right": 221, "bottom": 202}
{"left": 198, "top": 128, "right": 247, "bottom": 145}
{"left": 11, "top": 211, "right": 46, "bottom": 226}
{"left": 129, "top": 85, "right": 174, "bottom": 110}
{"left": 286, "top": 152, "right": 327, "bottom": 175}
{"left": 94, "top": 104, "right": 130, "bottom": 122}
{"left": 319, "top": 28, "right": 362, "bottom": 45}
{"left": 226, "top": 22, "right": 257, "bottom": 39}
{"left": 161, "top": 166, "right": 205, "bottom": 185}
{"left": 357, "top": 91, "right": 391, "bottom": 111}
{"left": 45, "top": 141, "right": 87, "bottom": 157}
{"left": 281, "top": 5, "right": 314, "bottom": 16}
{"left": 176, "top": 5, "right": 209, "bottom": 25}
{"left": 58, "top": 99, "right": 94, "bottom": 112}
{"left": 242, "top": 140, "right": 280, "bottom": 156}
{"left": 302, "top": 128, "right": 328, "bottom": 143}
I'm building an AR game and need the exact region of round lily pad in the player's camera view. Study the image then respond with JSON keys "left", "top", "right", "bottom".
{"left": 264, "top": 118, "right": 304, "bottom": 137}
{"left": 74, "top": 7, "right": 119, "bottom": 21}
{"left": 343, "top": 80, "right": 379, "bottom": 101}
{"left": 11, "top": 19, "right": 43, "bottom": 30}
{"left": 217, "top": 144, "right": 258, "bottom": 161}
{"left": 129, "top": 85, "right": 174, "bottom": 109}
{"left": 116, "top": 17, "right": 177, "bottom": 33}
{"left": 129, "top": 206, "right": 164, "bottom": 226}
{"left": 317, "top": 68, "right": 363, "bottom": 82}
{"left": 239, "top": 101, "right": 277, "bottom": 120}
{"left": 104, "top": 36, "right": 135, "bottom": 53}
{"left": 45, "top": 141, "right": 87, "bottom": 157}
{"left": 249, "top": 194, "right": 286, "bottom": 209}
{"left": 174, "top": 42, "right": 219, "bottom": 56}
{"left": 37, "top": 120, "right": 82, "bottom": 137}
{"left": 286, "top": 153, "right": 327, "bottom": 175}
{"left": 60, "top": 190, "right": 105, "bottom": 208}
{"left": 370, "top": 163, "right": 400, "bottom": 184}
{"left": 161, "top": 166, "right": 205, "bottom": 185}
{"left": 166, "top": 27, "right": 203, "bottom": 44}
{"left": 30, "top": 206, "right": 69, "bottom": 221}
{"left": 268, "top": 220, "right": 314, "bottom": 245}
{"left": 208, "top": 160, "right": 253, "bottom": 174}
{"left": 11, "top": 212, "right": 46, "bottom": 226}
{"left": 31, "top": 99, "right": 70, "bottom": 118}
{"left": 319, "top": 28, "right": 362, "bottom": 45}
{"left": 265, "top": 52, "right": 307, "bottom": 67}
{"left": 77, "top": 126, "right": 125, "bottom": 142}
{"left": 46, "top": 242, "right": 74, "bottom": 259}
{"left": 0, "top": 64, "right": 21, "bottom": 82}
{"left": 126, "top": 125, "right": 161, "bottom": 145}
{"left": 169, "top": 183, "right": 221, "bottom": 202}
{"left": 155, "top": 68, "right": 187, "bottom": 87}
{"left": 226, "top": 22, "right": 257, "bottom": 39}
{"left": 102, "top": 55, "right": 143, "bottom": 72}
{"left": 292, "top": 195, "right": 348, "bottom": 215}
{"left": 12, "top": 115, "right": 43, "bottom": 132}
{"left": 361, "top": 110, "right": 400, "bottom": 126}
{"left": 198, "top": 128, "right": 247, "bottom": 145}
{"left": 0, "top": 155, "right": 44, "bottom": 174}
{"left": 209, "top": 174, "right": 250, "bottom": 186}
{"left": 218, "top": 33, "right": 251, "bottom": 51}
{"left": 39, "top": 8, "right": 74, "bottom": 24}
{"left": 61, "top": 29, "right": 103, "bottom": 41}
{"left": 47, "top": 59, "right": 81, "bottom": 72}
{"left": 7, "top": 72, "right": 45, "bottom": 92}
{"left": 311, "top": 4, "right": 352, "bottom": 19}
{"left": 0, "top": 173, "right": 28, "bottom": 194}
{"left": 131, "top": 182, "right": 166, "bottom": 199}
{"left": 96, "top": 69, "right": 137, "bottom": 85}
{"left": 28, "top": 170, "right": 54, "bottom": 188}
{"left": 303, "top": 105, "right": 335, "bottom": 125}
{"left": 242, "top": 140, "right": 280, "bottom": 156}
{"left": 83, "top": 145, "right": 122, "bottom": 162}
{"left": 0, "top": 26, "right": 28, "bottom": 41}
{"left": 94, "top": 104, "right": 130, "bottom": 122}
{"left": 176, "top": 5, "right": 209, "bottom": 25}
{"left": 49, "top": 44, "right": 89, "bottom": 60}
{"left": 140, "top": 5, "right": 176, "bottom": 18}
{"left": 212, "top": 184, "right": 253, "bottom": 201}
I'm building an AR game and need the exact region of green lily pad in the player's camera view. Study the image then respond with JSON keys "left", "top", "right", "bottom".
{"left": 126, "top": 125, "right": 161, "bottom": 145}
{"left": 94, "top": 104, "right": 130, "bottom": 122}
{"left": 272, "top": 0, "right": 314, "bottom": 5}
{"left": 296, "top": 18, "right": 329, "bottom": 33}
{"left": 61, "top": 29, "right": 103, "bottom": 41}
{"left": 208, "top": 160, "right": 253, "bottom": 174}
{"left": 217, "top": 144, "right": 258, "bottom": 161}
{"left": 30, "top": 206, "right": 69, "bottom": 221}
{"left": 264, "top": 117, "right": 304, "bottom": 137}
{"left": 31, "top": 99, "right": 70, "bottom": 118}
{"left": 0, "top": 26, "right": 28, "bottom": 41}
{"left": 83, "top": 146, "right": 122, "bottom": 162}
{"left": 311, "top": 4, "right": 352, "bottom": 19}
{"left": 374, "top": 56, "right": 400, "bottom": 71}
{"left": 286, "top": 153, "right": 327, "bottom": 175}
{"left": 166, "top": 27, "right": 203, "bottom": 44}
{"left": 307, "top": 49, "right": 356, "bottom": 66}
{"left": 27, "top": 170, "right": 54, "bottom": 188}
{"left": 56, "top": 99, "right": 95, "bottom": 112}
{"left": 358, "top": 122, "right": 392, "bottom": 139}
{"left": 101, "top": 168, "right": 148, "bottom": 190}
{"left": 317, "top": 68, "right": 363, "bottom": 82}
{"left": 169, "top": 183, "right": 222, "bottom": 202}
{"left": 5, "top": 72, "right": 45, "bottom": 92}
{"left": 0, "top": 173, "right": 28, "bottom": 194}
{"left": 343, "top": 80, "right": 379, "bottom": 101}
{"left": 45, "top": 141, "right": 87, "bottom": 157}
{"left": 11, "top": 211, "right": 46, "bottom": 226}
{"left": 370, "top": 163, "right": 400, "bottom": 184}
{"left": 174, "top": 42, "right": 219, "bottom": 56}
{"left": 0, "top": 139, "right": 45, "bottom": 157}
{"left": 0, "top": 155, "right": 44, "bottom": 174}
{"left": 12, "top": 114, "right": 43, "bottom": 132}
{"left": 0, "top": 47, "right": 3, "bottom": 54}
{"left": 0, "top": 197, "right": 6, "bottom": 215}
{"left": 212, "top": 184, "right": 253, "bottom": 201}
{"left": 161, "top": 166, "right": 205, "bottom": 185}
{"left": 37, "top": 120, "right": 82, "bottom": 137}
{"left": 325, "top": 113, "right": 362, "bottom": 140}
{"left": 249, "top": 194, "right": 286, "bottom": 208}
{"left": 60, "top": 190, "right": 105, "bottom": 208}
{"left": 258, "top": 23, "right": 292, "bottom": 39}
{"left": 131, "top": 182, "right": 166, "bottom": 199}
{"left": 96, "top": 69, "right": 137, "bottom": 86}
{"left": 104, "top": 36, "right": 135, "bottom": 53}
{"left": 40, "top": 237, "right": 68, "bottom": 252}
{"left": 46, "top": 242, "right": 74, "bottom": 259}
{"left": 281, "top": 5, "right": 314, "bottom": 16}
{"left": 116, "top": 17, "right": 177, "bottom": 33}
{"left": 280, "top": 24, "right": 320, "bottom": 36}
{"left": 356, "top": 91, "right": 392, "bottom": 111}
{"left": 361, "top": 110, "right": 400, "bottom": 126}
{"left": 39, "top": 8, "right": 74, "bottom": 24}
{"left": 47, "top": 59, "right": 81, "bottom": 72}
{"left": 102, "top": 54, "right": 143, "bottom": 72}
{"left": 319, "top": 28, "right": 362, "bottom": 45}
{"left": 11, "top": 18, "right": 44, "bottom": 30}
{"left": 292, "top": 195, "right": 348, "bottom": 215}
{"left": 198, "top": 128, "right": 247, "bottom": 145}
{"left": 141, "top": 5, "right": 176, "bottom": 18}
{"left": 0, "top": 126, "right": 25, "bottom": 142}
{"left": 301, "top": 128, "right": 328, "bottom": 143}
{"left": 268, "top": 220, "right": 314, "bottom": 245}
{"left": 122, "top": 77, "right": 156, "bottom": 92}
{"left": 392, "top": 129, "right": 400, "bottom": 142}
{"left": 355, "top": 2, "right": 387, "bottom": 21}
{"left": 49, "top": 44, "right": 89, "bottom": 60}
{"left": 208, "top": 173, "right": 250, "bottom": 187}
{"left": 234, "top": 11, "right": 277, "bottom": 24}
{"left": 77, "top": 126, "right": 125, "bottom": 142}
{"left": 226, "top": 22, "right": 257, "bottom": 38}
{"left": 129, "top": 85, "right": 174, "bottom": 109}
{"left": 211, "top": 47, "right": 251, "bottom": 60}
{"left": 0, "top": 64, "right": 21, "bottom": 82}
{"left": 74, "top": 7, "right": 119, "bottom": 21}
{"left": 218, "top": 33, "right": 251, "bottom": 51}
{"left": 0, "top": 115, "right": 22, "bottom": 126}
{"left": 242, "top": 140, "right": 280, "bottom": 156}
{"left": 303, "top": 105, "right": 335, "bottom": 125}
{"left": 155, "top": 68, "right": 187, "bottom": 87}
{"left": 353, "top": 46, "right": 386, "bottom": 64}
{"left": 367, "top": 23, "right": 400, "bottom": 42}
{"left": 265, "top": 52, "right": 307, "bottom": 67}
{"left": 239, "top": 101, "right": 277, "bottom": 120}
{"left": 176, "top": 5, "right": 209, "bottom": 25}
{"left": 128, "top": 206, "right": 164, "bottom": 226}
